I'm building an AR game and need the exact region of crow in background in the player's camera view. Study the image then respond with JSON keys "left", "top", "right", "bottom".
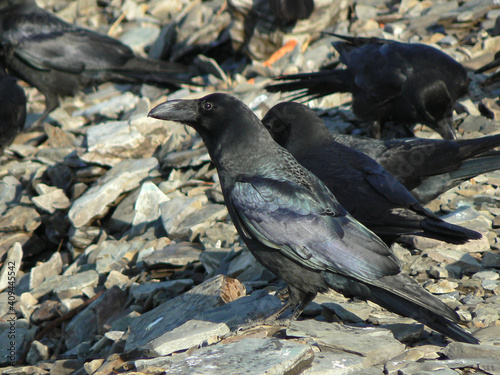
{"left": 263, "top": 102, "right": 500, "bottom": 203}
{"left": 0, "top": 66, "right": 26, "bottom": 155}
{"left": 262, "top": 102, "right": 482, "bottom": 245}
{"left": 266, "top": 34, "right": 469, "bottom": 140}
{"left": 149, "top": 92, "right": 478, "bottom": 344}
{"left": 0, "top": 0, "right": 196, "bottom": 125}
{"left": 270, "top": 0, "right": 314, "bottom": 24}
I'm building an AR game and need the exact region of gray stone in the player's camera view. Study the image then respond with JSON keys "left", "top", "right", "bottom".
{"left": 0, "top": 176, "right": 22, "bottom": 215}
{"left": 442, "top": 342, "right": 500, "bottom": 360}
{"left": 125, "top": 275, "right": 247, "bottom": 353}
{"left": 144, "top": 319, "right": 230, "bottom": 356}
{"left": 65, "top": 286, "right": 127, "bottom": 349}
{"left": 53, "top": 270, "right": 99, "bottom": 300}
{"left": 129, "top": 181, "right": 170, "bottom": 235}
{"left": 130, "top": 279, "right": 194, "bottom": 301}
{"left": 104, "top": 270, "right": 131, "bottom": 290}
{"left": 0, "top": 205, "right": 41, "bottom": 232}
{"left": 424, "top": 248, "right": 483, "bottom": 273}
{"left": 287, "top": 320, "right": 405, "bottom": 367}
{"left": 30, "top": 275, "right": 64, "bottom": 299}
{"left": 472, "top": 271, "right": 499, "bottom": 280}
{"left": 0, "top": 243, "right": 23, "bottom": 293}
{"left": 302, "top": 350, "right": 366, "bottom": 375}
{"left": 68, "top": 225, "right": 102, "bottom": 250}
{"left": 160, "top": 195, "right": 209, "bottom": 239}
{"left": 75, "top": 93, "right": 139, "bottom": 119}
{"left": 29, "top": 251, "right": 63, "bottom": 290}
{"left": 160, "top": 337, "right": 314, "bottom": 375}
{"left": 194, "top": 289, "right": 282, "bottom": 330}
{"left": 68, "top": 158, "right": 159, "bottom": 228}
{"left": 88, "top": 239, "right": 146, "bottom": 273}
{"left": 173, "top": 203, "right": 228, "bottom": 241}
{"left": 0, "top": 319, "right": 30, "bottom": 365}
{"left": 227, "top": 248, "right": 260, "bottom": 278}
{"left": 26, "top": 340, "right": 50, "bottom": 365}
{"left": 31, "top": 186, "right": 70, "bottom": 214}
{"left": 137, "top": 242, "right": 202, "bottom": 268}
{"left": 48, "top": 359, "right": 82, "bottom": 375}
{"left": 322, "top": 300, "right": 374, "bottom": 323}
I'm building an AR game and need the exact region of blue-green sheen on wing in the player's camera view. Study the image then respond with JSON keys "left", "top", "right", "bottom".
{"left": 230, "top": 176, "right": 400, "bottom": 282}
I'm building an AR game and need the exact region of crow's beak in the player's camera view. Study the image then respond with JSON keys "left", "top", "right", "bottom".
{"left": 436, "top": 117, "right": 457, "bottom": 140}
{"left": 148, "top": 99, "right": 198, "bottom": 123}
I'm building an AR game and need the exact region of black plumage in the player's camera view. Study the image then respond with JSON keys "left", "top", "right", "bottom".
{"left": 149, "top": 92, "right": 478, "bottom": 344}
{"left": 0, "top": 67, "right": 26, "bottom": 155}
{"left": 262, "top": 102, "right": 482, "bottom": 244}
{"left": 0, "top": 0, "right": 195, "bottom": 125}
{"left": 266, "top": 34, "right": 469, "bottom": 139}
{"left": 270, "top": 0, "right": 314, "bottom": 24}
{"left": 263, "top": 101, "right": 500, "bottom": 203}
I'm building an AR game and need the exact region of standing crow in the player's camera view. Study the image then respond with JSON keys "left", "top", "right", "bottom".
{"left": 149, "top": 92, "right": 478, "bottom": 344}
{"left": 263, "top": 102, "right": 500, "bottom": 203}
{"left": 270, "top": 0, "right": 314, "bottom": 24}
{"left": 266, "top": 34, "right": 469, "bottom": 139}
{"left": 0, "top": 67, "right": 26, "bottom": 155}
{"left": 0, "top": 0, "right": 196, "bottom": 125}
{"left": 262, "top": 102, "right": 482, "bottom": 244}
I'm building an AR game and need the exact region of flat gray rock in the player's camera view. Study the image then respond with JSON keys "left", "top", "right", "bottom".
{"left": 87, "top": 239, "right": 147, "bottom": 274}
{"left": 31, "top": 186, "right": 70, "bottom": 214}
{"left": 125, "top": 275, "right": 246, "bottom": 353}
{"left": 162, "top": 337, "right": 314, "bottom": 375}
{"left": 53, "top": 270, "right": 99, "bottom": 299}
{"left": 302, "top": 350, "right": 366, "bottom": 375}
{"left": 442, "top": 342, "right": 500, "bottom": 360}
{"left": 287, "top": 320, "right": 406, "bottom": 367}
{"left": 160, "top": 195, "right": 209, "bottom": 239}
{"left": 137, "top": 242, "right": 203, "bottom": 268}
{"left": 68, "top": 158, "right": 159, "bottom": 228}
{"left": 129, "top": 181, "right": 170, "bottom": 235}
{"left": 0, "top": 243, "right": 22, "bottom": 293}
{"left": 144, "top": 319, "right": 230, "bottom": 356}
{"left": 0, "top": 205, "right": 41, "bottom": 232}
{"left": 0, "top": 319, "right": 30, "bottom": 365}
{"left": 130, "top": 279, "right": 194, "bottom": 301}
{"left": 29, "top": 251, "right": 63, "bottom": 290}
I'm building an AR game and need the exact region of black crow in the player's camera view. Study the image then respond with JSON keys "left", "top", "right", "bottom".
{"left": 270, "top": 0, "right": 314, "bottom": 24}
{"left": 262, "top": 101, "right": 482, "bottom": 244}
{"left": 0, "top": 0, "right": 196, "bottom": 125}
{"left": 149, "top": 92, "right": 478, "bottom": 344}
{"left": 266, "top": 34, "right": 469, "bottom": 139}
{"left": 0, "top": 67, "right": 26, "bottom": 155}
{"left": 263, "top": 102, "right": 500, "bottom": 203}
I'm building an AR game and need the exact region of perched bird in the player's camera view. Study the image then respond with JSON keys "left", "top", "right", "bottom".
{"left": 270, "top": 0, "right": 315, "bottom": 24}
{"left": 263, "top": 102, "right": 500, "bottom": 203}
{"left": 262, "top": 102, "right": 482, "bottom": 244}
{"left": 149, "top": 92, "right": 478, "bottom": 344}
{"left": 0, "top": 67, "right": 26, "bottom": 155}
{"left": 266, "top": 34, "right": 469, "bottom": 139}
{"left": 0, "top": 0, "right": 196, "bottom": 125}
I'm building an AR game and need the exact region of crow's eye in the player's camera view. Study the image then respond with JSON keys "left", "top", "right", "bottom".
{"left": 203, "top": 102, "right": 213, "bottom": 110}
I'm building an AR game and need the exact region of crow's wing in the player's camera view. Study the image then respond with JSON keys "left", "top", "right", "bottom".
{"left": 14, "top": 29, "right": 133, "bottom": 73}
{"left": 230, "top": 176, "right": 400, "bottom": 282}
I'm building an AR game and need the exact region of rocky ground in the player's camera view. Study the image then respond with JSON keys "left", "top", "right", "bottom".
{"left": 1, "top": 0, "right": 500, "bottom": 374}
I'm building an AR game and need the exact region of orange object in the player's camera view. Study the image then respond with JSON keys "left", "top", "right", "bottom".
{"left": 263, "top": 39, "right": 298, "bottom": 67}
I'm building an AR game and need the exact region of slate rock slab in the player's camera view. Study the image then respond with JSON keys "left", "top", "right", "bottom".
{"left": 287, "top": 320, "right": 406, "bottom": 367}
{"left": 125, "top": 275, "right": 246, "bottom": 353}
{"left": 143, "top": 319, "right": 230, "bottom": 356}
{"left": 163, "top": 337, "right": 314, "bottom": 375}
{"left": 68, "top": 158, "right": 159, "bottom": 228}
